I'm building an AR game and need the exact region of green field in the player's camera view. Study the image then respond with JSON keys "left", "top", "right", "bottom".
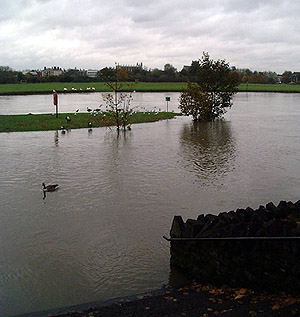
{"left": 0, "top": 82, "right": 300, "bottom": 95}
{"left": 238, "top": 83, "right": 300, "bottom": 92}
{"left": 0, "top": 111, "right": 179, "bottom": 133}
{"left": 0, "top": 82, "right": 187, "bottom": 95}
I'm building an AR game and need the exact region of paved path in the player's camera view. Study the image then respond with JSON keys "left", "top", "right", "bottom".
{"left": 52, "top": 283, "right": 300, "bottom": 316}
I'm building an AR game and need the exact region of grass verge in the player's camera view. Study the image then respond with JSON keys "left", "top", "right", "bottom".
{"left": 0, "top": 82, "right": 187, "bottom": 94}
{"left": 1, "top": 82, "right": 300, "bottom": 95}
{"left": 0, "top": 112, "right": 179, "bottom": 133}
{"left": 238, "top": 83, "right": 300, "bottom": 92}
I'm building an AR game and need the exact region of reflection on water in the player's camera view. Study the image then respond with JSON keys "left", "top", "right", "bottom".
{"left": 54, "top": 130, "right": 59, "bottom": 146}
{"left": 179, "top": 120, "right": 235, "bottom": 182}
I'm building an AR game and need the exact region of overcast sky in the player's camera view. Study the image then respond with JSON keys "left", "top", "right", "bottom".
{"left": 1, "top": 0, "right": 299, "bottom": 73}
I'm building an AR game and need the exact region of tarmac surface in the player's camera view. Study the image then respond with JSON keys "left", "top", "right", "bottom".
{"left": 50, "top": 282, "right": 300, "bottom": 317}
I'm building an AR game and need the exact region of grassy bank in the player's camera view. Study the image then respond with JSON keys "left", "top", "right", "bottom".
{"left": 238, "top": 83, "right": 300, "bottom": 92}
{"left": 1, "top": 82, "right": 300, "bottom": 95}
{"left": 0, "top": 112, "right": 179, "bottom": 133}
{"left": 0, "top": 82, "right": 187, "bottom": 95}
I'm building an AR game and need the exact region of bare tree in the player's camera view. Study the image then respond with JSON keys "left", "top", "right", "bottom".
{"left": 101, "top": 66, "right": 134, "bottom": 131}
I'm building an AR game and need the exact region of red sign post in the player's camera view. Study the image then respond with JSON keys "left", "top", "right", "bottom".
{"left": 53, "top": 90, "right": 58, "bottom": 118}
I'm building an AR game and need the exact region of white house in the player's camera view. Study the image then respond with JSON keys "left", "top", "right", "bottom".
{"left": 86, "top": 69, "right": 98, "bottom": 78}
{"left": 41, "top": 66, "right": 63, "bottom": 77}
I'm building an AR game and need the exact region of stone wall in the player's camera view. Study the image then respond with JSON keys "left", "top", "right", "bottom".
{"left": 170, "top": 201, "right": 300, "bottom": 294}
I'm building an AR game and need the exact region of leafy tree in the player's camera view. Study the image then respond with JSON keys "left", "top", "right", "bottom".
{"left": 179, "top": 52, "right": 239, "bottom": 122}
{"left": 179, "top": 82, "right": 214, "bottom": 121}
{"left": 229, "top": 70, "right": 241, "bottom": 85}
{"left": 164, "top": 63, "right": 177, "bottom": 74}
{"left": 281, "top": 71, "right": 292, "bottom": 84}
{"left": 188, "top": 60, "right": 200, "bottom": 81}
{"left": 249, "top": 72, "right": 262, "bottom": 83}
{"left": 0, "top": 69, "right": 18, "bottom": 84}
{"left": 17, "top": 72, "right": 25, "bottom": 82}
{"left": 99, "top": 67, "right": 116, "bottom": 82}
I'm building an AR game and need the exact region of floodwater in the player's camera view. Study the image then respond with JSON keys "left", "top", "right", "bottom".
{"left": 0, "top": 92, "right": 180, "bottom": 114}
{"left": 1, "top": 92, "right": 300, "bottom": 316}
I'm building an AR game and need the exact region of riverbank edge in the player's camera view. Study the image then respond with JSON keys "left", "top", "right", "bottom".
{"left": 0, "top": 112, "right": 181, "bottom": 133}
{"left": 21, "top": 282, "right": 300, "bottom": 316}
{"left": 1, "top": 89, "right": 300, "bottom": 96}
{"left": 20, "top": 287, "right": 169, "bottom": 317}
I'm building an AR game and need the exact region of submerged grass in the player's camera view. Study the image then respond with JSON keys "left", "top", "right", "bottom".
{"left": 0, "top": 111, "right": 179, "bottom": 133}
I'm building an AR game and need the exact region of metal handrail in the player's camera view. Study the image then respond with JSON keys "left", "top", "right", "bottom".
{"left": 163, "top": 235, "right": 300, "bottom": 241}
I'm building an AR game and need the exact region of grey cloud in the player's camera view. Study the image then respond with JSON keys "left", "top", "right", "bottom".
{"left": 1, "top": 0, "right": 300, "bottom": 72}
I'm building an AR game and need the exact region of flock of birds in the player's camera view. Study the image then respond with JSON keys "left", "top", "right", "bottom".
{"left": 58, "top": 105, "right": 172, "bottom": 133}
{"left": 59, "top": 106, "right": 106, "bottom": 133}
{"left": 63, "top": 87, "right": 96, "bottom": 91}
{"left": 86, "top": 106, "right": 102, "bottom": 115}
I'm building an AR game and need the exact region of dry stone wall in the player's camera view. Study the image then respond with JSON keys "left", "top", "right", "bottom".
{"left": 170, "top": 200, "right": 300, "bottom": 294}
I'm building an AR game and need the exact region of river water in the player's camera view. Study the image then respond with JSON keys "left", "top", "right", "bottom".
{"left": 1, "top": 92, "right": 300, "bottom": 316}
{"left": 0, "top": 92, "right": 180, "bottom": 114}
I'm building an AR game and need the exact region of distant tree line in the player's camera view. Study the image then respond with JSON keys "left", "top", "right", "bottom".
{"left": 0, "top": 63, "right": 299, "bottom": 85}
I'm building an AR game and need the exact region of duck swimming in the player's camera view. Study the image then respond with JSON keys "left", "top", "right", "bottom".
{"left": 42, "top": 183, "right": 59, "bottom": 192}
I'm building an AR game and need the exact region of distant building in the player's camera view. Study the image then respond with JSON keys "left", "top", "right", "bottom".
{"left": 22, "top": 69, "right": 31, "bottom": 75}
{"left": 22, "top": 69, "right": 38, "bottom": 77}
{"left": 117, "top": 63, "right": 143, "bottom": 73}
{"left": 277, "top": 74, "right": 283, "bottom": 83}
{"left": 41, "top": 66, "right": 63, "bottom": 77}
{"left": 86, "top": 69, "right": 98, "bottom": 78}
{"left": 182, "top": 65, "right": 190, "bottom": 72}
{"left": 65, "top": 68, "right": 87, "bottom": 77}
